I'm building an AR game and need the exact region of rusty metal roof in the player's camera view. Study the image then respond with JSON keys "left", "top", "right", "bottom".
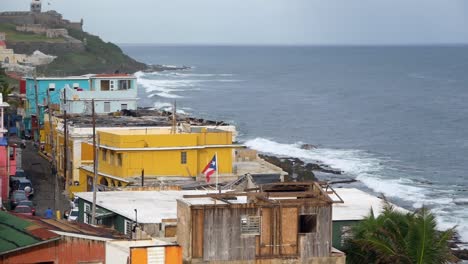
{"left": 0, "top": 212, "right": 60, "bottom": 255}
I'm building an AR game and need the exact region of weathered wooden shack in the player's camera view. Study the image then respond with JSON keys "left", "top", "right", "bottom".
{"left": 177, "top": 182, "right": 345, "bottom": 264}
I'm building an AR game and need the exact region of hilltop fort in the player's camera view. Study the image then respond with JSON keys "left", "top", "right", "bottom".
{"left": 0, "top": 0, "right": 147, "bottom": 75}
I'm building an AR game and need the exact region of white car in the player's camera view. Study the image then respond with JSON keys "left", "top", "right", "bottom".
{"left": 68, "top": 208, "right": 79, "bottom": 222}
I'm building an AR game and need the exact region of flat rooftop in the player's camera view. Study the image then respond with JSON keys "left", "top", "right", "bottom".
{"left": 331, "top": 188, "right": 408, "bottom": 221}
{"left": 65, "top": 109, "right": 230, "bottom": 128}
{"left": 75, "top": 190, "right": 236, "bottom": 224}
{"left": 77, "top": 188, "right": 407, "bottom": 224}
{"left": 99, "top": 127, "right": 226, "bottom": 136}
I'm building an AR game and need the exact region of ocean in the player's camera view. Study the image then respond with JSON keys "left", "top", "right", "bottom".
{"left": 120, "top": 44, "right": 468, "bottom": 243}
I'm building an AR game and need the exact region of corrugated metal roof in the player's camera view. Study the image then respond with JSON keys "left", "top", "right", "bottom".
{"left": 0, "top": 212, "right": 60, "bottom": 255}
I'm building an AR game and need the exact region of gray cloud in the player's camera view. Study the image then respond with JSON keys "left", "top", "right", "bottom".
{"left": 1, "top": 0, "right": 467, "bottom": 45}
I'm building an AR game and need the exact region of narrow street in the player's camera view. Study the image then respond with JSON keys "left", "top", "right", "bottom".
{"left": 21, "top": 141, "right": 70, "bottom": 218}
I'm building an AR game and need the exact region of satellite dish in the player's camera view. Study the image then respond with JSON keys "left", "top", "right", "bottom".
{"left": 24, "top": 186, "right": 32, "bottom": 193}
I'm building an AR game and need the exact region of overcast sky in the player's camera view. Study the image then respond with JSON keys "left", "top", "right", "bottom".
{"left": 1, "top": 0, "right": 468, "bottom": 45}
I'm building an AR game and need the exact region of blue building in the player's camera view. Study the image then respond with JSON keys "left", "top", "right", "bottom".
{"left": 63, "top": 74, "right": 138, "bottom": 114}
{"left": 24, "top": 76, "right": 90, "bottom": 139}
{"left": 22, "top": 74, "right": 138, "bottom": 140}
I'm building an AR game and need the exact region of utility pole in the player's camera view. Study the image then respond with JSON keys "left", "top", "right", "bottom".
{"left": 171, "top": 101, "right": 176, "bottom": 134}
{"left": 63, "top": 89, "right": 68, "bottom": 192}
{"left": 47, "top": 90, "right": 58, "bottom": 212}
{"left": 91, "top": 99, "right": 98, "bottom": 225}
{"left": 34, "top": 76, "right": 39, "bottom": 142}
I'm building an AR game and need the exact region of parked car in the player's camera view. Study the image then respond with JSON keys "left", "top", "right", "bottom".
{"left": 17, "top": 200, "right": 36, "bottom": 215}
{"left": 10, "top": 190, "right": 28, "bottom": 209}
{"left": 67, "top": 208, "right": 79, "bottom": 222}
{"left": 10, "top": 177, "right": 34, "bottom": 196}
{"left": 14, "top": 169, "right": 27, "bottom": 178}
{"left": 13, "top": 205, "right": 34, "bottom": 216}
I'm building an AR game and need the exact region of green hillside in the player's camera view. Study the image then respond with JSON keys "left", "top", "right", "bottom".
{"left": 0, "top": 23, "right": 65, "bottom": 43}
{"left": 36, "top": 28, "right": 146, "bottom": 75}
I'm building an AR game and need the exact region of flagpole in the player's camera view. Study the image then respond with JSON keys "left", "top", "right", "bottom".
{"left": 215, "top": 152, "right": 219, "bottom": 193}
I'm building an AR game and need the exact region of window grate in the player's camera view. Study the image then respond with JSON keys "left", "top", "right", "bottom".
{"left": 240, "top": 215, "right": 261, "bottom": 235}
{"left": 181, "top": 152, "right": 187, "bottom": 164}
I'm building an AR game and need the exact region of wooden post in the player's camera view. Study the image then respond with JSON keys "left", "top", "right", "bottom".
{"left": 141, "top": 169, "right": 144, "bottom": 187}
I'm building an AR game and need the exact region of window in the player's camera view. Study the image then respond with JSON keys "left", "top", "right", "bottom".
{"left": 110, "top": 80, "right": 115, "bottom": 90}
{"left": 84, "top": 203, "right": 91, "bottom": 224}
{"left": 104, "top": 102, "right": 110, "bottom": 112}
{"left": 102, "top": 149, "right": 107, "bottom": 161}
{"left": 117, "top": 153, "right": 122, "bottom": 166}
{"left": 101, "top": 80, "right": 110, "bottom": 91}
{"left": 121, "top": 104, "right": 127, "bottom": 110}
{"left": 109, "top": 151, "right": 114, "bottom": 165}
{"left": 340, "top": 225, "right": 353, "bottom": 246}
{"left": 48, "top": 83, "right": 55, "bottom": 91}
{"left": 299, "top": 214, "right": 317, "bottom": 233}
{"left": 181, "top": 152, "right": 187, "bottom": 164}
{"left": 118, "top": 80, "right": 130, "bottom": 90}
{"left": 240, "top": 215, "right": 260, "bottom": 235}
{"left": 124, "top": 219, "right": 133, "bottom": 237}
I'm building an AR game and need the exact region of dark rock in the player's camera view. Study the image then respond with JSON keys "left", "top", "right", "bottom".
{"left": 300, "top": 144, "right": 317, "bottom": 150}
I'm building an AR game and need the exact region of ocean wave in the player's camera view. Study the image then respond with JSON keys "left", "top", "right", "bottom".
{"left": 154, "top": 92, "right": 182, "bottom": 99}
{"left": 136, "top": 71, "right": 234, "bottom": 78}
{"left": 136, "top": 71, "right": 242, "bottom": 98}
{"left": 243, "top": 137, "right": 468, "bottom": 242}
{"left": 149, "top": 101, "right": 191, "bottom": 114}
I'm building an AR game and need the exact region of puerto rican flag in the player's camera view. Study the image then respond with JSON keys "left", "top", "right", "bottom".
{"left": 202, "top": 155, "right": 217, "bottom": 182}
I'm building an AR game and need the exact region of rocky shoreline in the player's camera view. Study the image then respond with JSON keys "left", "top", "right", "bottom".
{"left": 259, "top": 154, "right": 344, "bottom": 182}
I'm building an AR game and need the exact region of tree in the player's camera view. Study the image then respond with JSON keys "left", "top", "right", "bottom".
{"left": 343, "top": 203, "right": 457, "bottom": 264}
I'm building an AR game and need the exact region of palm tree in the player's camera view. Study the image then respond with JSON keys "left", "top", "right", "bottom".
{"left": 343, "top": 203, "right": 457, "bottom": 264}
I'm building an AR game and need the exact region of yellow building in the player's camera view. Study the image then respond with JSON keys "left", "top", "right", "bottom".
{"left": 73, "top": 127, "right": 241, "bottom": 193}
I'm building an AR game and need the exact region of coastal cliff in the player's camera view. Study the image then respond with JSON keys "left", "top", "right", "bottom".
{"left": 0, "top": 11, "right": 147, "bottom": 75}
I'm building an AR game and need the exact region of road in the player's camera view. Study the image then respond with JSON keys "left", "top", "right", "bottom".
{"left": 21, "top": 141, "right": 70, "bottom": 218}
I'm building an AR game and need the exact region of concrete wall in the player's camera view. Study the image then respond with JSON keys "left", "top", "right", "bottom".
{"left": 97, "top": 129, "right": 233, "bottom": 178}
{"left": 64, "top": 88, "right": 138, "bottom": 114}
{"left": 25, "top": 78, "right": 90, "bottom": 118}
{"left": 7, "top": 41, "right": 85, "bottom": 56}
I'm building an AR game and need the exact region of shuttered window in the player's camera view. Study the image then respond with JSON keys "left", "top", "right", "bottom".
{"left": 84, "top": 203, "right": 91, "bottom": 224}
{"left": 181, "top": 152, "right": 187, "bottom": 164}
{"left": 124, "top": 219, "right": 133, "bottom": 238}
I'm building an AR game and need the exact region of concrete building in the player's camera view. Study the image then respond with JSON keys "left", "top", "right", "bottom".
{"left": 23, "top": 76, "right": 90, "bottom": 140}
{"left": 177, "top": 182, "right": 346, "bottom": 263}
{"left": 74, "top": 126, "right": 240, "bottom": 191}
{"left": 23, "top": 73, "right": 138, "bottom": 139}
{"left": 0, "top": 94, "right": 16, "bottom": 203}
{"left": 330, "top": 188, "right": 408, "bottom": 250}
{"left": 62, "top": 74, "right": 138, "bottom": 115}
{"left": 0, "top": 38, "right": 27, "bottom": 65}
{"left": 75, "top": 190, "right": 219, "bottom": 239}
{"left": 39, "top": 110, "right": 238, "bottom": 195}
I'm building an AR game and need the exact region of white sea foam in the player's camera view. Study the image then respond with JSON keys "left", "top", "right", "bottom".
{"left": 150, "top": 101, "right": 191, "bottom": 115}
{"left": 136, "top": 71, "right": 241, "bottom": 99}
{"left": 244, "top": 137, "right": 468, "bottom": 242}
